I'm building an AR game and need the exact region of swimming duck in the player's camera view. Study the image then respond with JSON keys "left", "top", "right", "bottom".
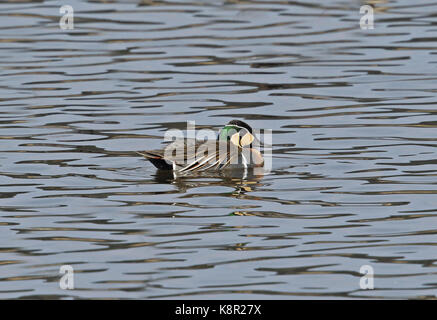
{"left": 137, "top": 120, "right": 264, "bottom": 173}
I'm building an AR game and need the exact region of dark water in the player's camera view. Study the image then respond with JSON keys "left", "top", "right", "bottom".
{"left": 0, "top": 0, "right": 436, "bottom": 299}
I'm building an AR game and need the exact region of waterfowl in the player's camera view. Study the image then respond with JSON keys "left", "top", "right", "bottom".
{"left": 137, "top": 120, "right": 264, "bottom": 173}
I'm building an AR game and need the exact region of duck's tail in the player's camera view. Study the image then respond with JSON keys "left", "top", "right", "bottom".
{"left": 136, "top": 151, "right": 173, "bottom": 170}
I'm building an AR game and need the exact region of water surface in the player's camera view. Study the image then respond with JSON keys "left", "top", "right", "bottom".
{"left": 0, "top": 0, "right": 437, "bottom": 299}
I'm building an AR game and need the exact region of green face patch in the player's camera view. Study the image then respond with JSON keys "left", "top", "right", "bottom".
{"left": 219, "top": 125, "right": 239, "bottom": 141}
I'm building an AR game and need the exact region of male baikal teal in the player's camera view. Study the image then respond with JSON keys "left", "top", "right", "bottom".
{"left": 137, "top": 120, "right": 264, "bottom": 173}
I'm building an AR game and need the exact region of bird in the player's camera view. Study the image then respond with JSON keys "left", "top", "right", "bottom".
{"left": 137, "top": 120, "right": 264, "bottom": 173}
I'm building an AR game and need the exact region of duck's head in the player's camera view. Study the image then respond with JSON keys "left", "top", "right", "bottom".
{"left": 218, "top": 120, "right": 255, "bottom": 147}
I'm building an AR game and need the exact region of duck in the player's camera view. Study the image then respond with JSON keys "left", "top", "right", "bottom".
{"left": 137, "top": 120, "right": 264, "bottom": 173}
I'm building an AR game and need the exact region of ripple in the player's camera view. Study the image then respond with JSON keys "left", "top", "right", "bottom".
{"left": 0, "top": 0, "right": 436, "bottom": 299}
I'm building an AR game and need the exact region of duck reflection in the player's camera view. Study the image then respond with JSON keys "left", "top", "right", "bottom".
{"left": 152, "top": 167, "right": 265, "bottom": 196}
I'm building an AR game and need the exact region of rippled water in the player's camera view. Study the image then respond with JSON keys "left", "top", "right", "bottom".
{"left": 0, "top": 0, "right": 437, "bottom": 299}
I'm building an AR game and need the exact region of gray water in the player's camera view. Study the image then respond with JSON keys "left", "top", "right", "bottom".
{"left": 0, "top": 0, "right": 436, "bottom": 299}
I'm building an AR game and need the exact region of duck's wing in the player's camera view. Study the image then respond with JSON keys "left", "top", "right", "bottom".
{"left": 138, "top": 139, "right": 251, "bottom": 172}
{"left": 178, "top": 140, "right": 240, "bottom": 172}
